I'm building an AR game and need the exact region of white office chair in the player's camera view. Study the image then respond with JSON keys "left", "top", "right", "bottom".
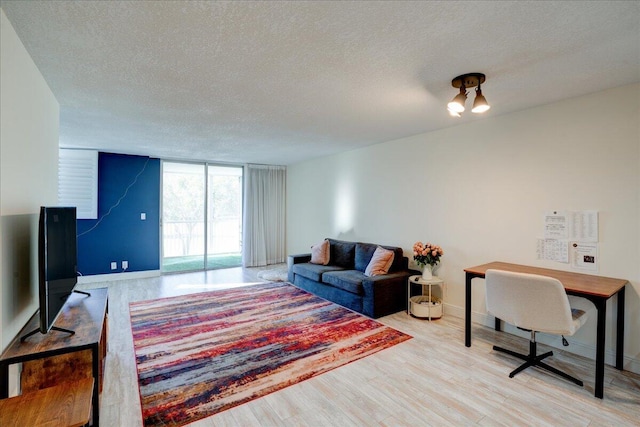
{"left": 484, "top": 269, "right": 588, "bottom": 386}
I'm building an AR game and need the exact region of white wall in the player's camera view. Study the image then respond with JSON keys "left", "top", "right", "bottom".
{"left": 287, "top": 83, "right": 640, "bottom": 373}
{"left": 0, "top": 8, "right": 59, "bottom": 363}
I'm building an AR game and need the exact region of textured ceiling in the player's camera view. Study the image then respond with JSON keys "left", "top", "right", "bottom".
{"left": 2, "top": 1, "right": 639, "bottom": 165}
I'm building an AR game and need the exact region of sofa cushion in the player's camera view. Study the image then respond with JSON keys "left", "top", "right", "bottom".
{"left": 322, "top": 270, "right": 365, "bottom": 295}
{"left": 310, "top": 239, "right": 330, "bottom": 265}
{"left": 364, "top": 246, "right": 395, "bottom": 277}
{"left": 355, "top": 242, "right": 377, "bottom": 272}
{"left": 292, "top": 263, "right": 344, "bottom": 283}
{"left": 388, "top": 247, "right": 406, "bottom": 272}
{"left": 328, "top": 239, "right": 356, "bottom": 269}
{"left": 356, "top": 242, "right": 405, "bottom": 273}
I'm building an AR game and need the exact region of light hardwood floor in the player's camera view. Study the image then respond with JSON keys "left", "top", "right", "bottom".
{"left": 77, "top": 267, "right": 640, "bottom": 426}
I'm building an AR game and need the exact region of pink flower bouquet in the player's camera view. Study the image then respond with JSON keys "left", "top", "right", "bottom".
{"left": 412, "top": 241, "right": 444, "bottom": 267}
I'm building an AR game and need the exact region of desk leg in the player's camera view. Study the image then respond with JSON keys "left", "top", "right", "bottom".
{"left": 0, "top": 363, "right": 8, "bottom": 399}
{"left": 92, "top": 344, "right": 100, "bottom": 426}
{"left": 594, "top": 298, "right": 606, "bottom": 399}
{"left": 465, "top": 272, "right": 472, "bottom": 347}
{"left": 616, "top": 286, "right": 625, "bottom": 370}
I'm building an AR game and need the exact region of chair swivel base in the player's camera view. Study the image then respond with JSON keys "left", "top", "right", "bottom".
{"left": 493, "top": 340, "right": 583, "bottom": 387}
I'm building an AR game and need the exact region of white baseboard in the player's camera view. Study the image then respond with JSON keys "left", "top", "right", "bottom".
{"left": 444, "top": 303, "right": 639, "bottom": 375}
{"left": 77, "top": 270, "right": 160, "bottom": 284}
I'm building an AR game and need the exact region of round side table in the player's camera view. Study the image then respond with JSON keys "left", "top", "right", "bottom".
{"left": 407, "top": 275, "right": 445, "bottom": 321}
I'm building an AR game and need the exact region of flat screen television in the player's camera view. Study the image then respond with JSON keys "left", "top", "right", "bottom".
{"left": 21, "top": 207, "right": 79, "bottom": 341}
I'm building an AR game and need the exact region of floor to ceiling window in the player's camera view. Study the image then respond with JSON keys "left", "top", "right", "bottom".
{"left": 161, "top": 161, "right": 243, "bottom": 273}
{"left": 206, "top": 165, "right": 243, "bottom": 269}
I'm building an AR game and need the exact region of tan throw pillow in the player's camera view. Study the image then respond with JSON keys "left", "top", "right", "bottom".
{"left": 310, "top": 239, "right": 330, "bottom": 265}
{"left": 365, "top": 246, "right": 395, "bottom": 277}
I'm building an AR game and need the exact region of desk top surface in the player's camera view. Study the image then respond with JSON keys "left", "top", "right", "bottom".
{"left": 464, "top": 261, "right": 628, "bottom": 298}
{"left": 0, "top": 288, "right": 108, "bottom": 364}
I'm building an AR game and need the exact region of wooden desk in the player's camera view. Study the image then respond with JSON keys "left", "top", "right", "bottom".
{"left": 0, "top": 378, "right": 93, "bottom": 427}
{"left": 464, "top": 262, "right": 627, "bottom": 399}
{"left": 0, "top": 288, "right": 108, "bottom": 426}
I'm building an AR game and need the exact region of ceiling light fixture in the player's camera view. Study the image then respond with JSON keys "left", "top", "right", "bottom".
{"left": 447, "top": 73, "right": 490, "bottom": 116}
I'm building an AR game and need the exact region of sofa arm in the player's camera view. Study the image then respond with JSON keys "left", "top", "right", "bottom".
{"left": 287, "top": 253, "right": 312, "bottom": 282}
{"left": 363, "top": 271, "right": 410, "bottom": 283}
{"left": 361, "top": 271, "right": 414, "bottom": 318}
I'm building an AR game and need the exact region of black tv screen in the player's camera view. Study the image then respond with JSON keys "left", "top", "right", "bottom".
{"left": 38, "top": 206, "right": 78, "bottom": 334}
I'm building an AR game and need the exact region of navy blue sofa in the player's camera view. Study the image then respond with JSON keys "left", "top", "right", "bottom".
{"left": 287, "top": 239, "right": 418, "bottom": 318}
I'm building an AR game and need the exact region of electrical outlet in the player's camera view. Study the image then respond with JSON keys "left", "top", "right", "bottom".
{"left": 110, "top": 262, "right": 117, "bottom": 270}
{"left": 140, "top": 212, "right": 146, "bottom": 220}
{"left": 122, "top": 260, "right": 128, "bottom": 270}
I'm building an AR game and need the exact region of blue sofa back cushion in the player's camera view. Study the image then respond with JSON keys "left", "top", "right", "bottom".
{"left": 388, "top": 246, "right": 406, "bottom": 272}
{"left": 328, "top": 239, "right": 356, "bottom": 269}
{"left": 355, "top": 242, "right": 405, "bottom": 273}
{"left": 355, "top": 242, "right": 378, "bottom": 272}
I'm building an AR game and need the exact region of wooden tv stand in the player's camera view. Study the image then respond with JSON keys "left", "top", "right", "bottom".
{"left": 0, "top": 378, "right": 94, "bottom": 427}
{"left": 0, "top": 288, "right": 108, "bottom": 426}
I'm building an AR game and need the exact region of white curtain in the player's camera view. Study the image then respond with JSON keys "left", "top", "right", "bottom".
{"left": 243, "top": 164, "right": 286, "bottom": 267}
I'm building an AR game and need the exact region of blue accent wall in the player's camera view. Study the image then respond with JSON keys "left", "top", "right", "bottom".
{"left": 77, "top": 152, "right": 160, "bottom": 276}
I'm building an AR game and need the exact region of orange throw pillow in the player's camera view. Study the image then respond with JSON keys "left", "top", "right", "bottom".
{"left": 310, "top": 239, "right": 330, "bottom": 265}
{"left": 364, "top": 246, "right": 395, "bottom": 277}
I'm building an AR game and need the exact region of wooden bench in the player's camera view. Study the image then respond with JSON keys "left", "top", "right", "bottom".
{"left": 0, "top": 378, "right": 93, "bottom": 427}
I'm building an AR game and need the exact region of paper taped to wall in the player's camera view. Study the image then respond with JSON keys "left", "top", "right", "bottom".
{"left": 536, "top": 238, "right": 569, "bottom": 263}
{"left": 543, "top": 210, "right": 598, "bottom": 242}
{"left": 570, "top": 241, "right": 598, "bottom": 272}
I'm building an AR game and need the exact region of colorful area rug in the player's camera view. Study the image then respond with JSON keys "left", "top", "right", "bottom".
{"left": 129, "top": 282, "right": 411, "bottom": 426}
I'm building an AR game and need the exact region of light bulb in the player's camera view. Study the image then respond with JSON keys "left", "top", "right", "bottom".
{"left": 447, "top": 90, "right": 467, "bottom": 113}
{"left": 472, "top": 87, "right": 490, "bottom": 113}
